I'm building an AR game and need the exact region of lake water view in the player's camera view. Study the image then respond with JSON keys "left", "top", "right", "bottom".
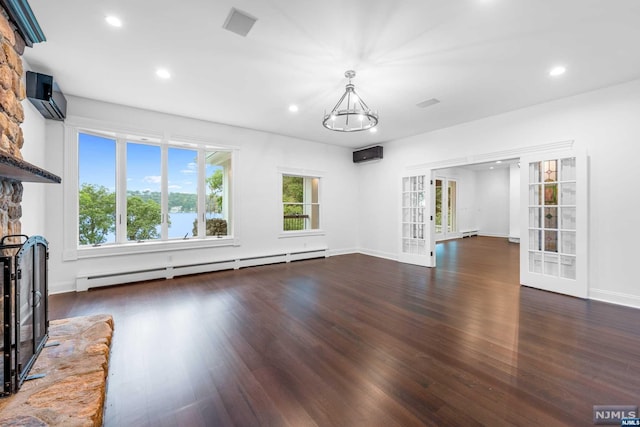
{"left": 98, "top": 212, "right": 217, "bottom": 243}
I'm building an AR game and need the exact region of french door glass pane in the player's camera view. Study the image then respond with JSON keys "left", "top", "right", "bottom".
{"left": 529, "top": 229, "right": 542, "bottom": 251}
{"left": 529, "top": 184, "right": 542, "bottom": 205}
{"left": 544, "top": 184, "right": 557, "bottom": 205}
{"left": 126, "top": 142, "right": 162, "bottom": 242}
{"left": 529, "top": 162, "right": 542, "bottom": 183}
{"left": 560, "top": 231, "right": 576, "bottom": 255}
{"left": 543, "top": 160, "right": 557, "bottom": 182}
{"left": 544, "top": 253, "right": 559, "bottom": 276}
{"left": 560, "top": 207, "right": 576, "bottom": 230}
{"left": 560, "top": 158, "right": 576, "bottom": 181}
{"left": 560, "top": 183, "right": 576, "bottom": 205}
{"left": 78, "top": 133, "right": 116, "bottom": 245}
{"left": 168, "top": 147, "right": 198, "bottom": 238}
{"left": 544, "top": 230, "right": 558, "bottom": 252}
{"left": 529, "top": 251, "right": 542, "bottom": 273}
{"left": 529, "top": 208, "right": 542, "bottom": 228}
{"left": 544, "top": 207, "right": 558, "bottom": 229}
{"left": 560, "top": 255, "right": 576, "bottom": 279}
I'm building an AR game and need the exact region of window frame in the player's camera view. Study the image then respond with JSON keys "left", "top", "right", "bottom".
{"left": 63, "top": 122, "right": 239, "bottom": 260}
{"left": 278, "top": 167, "right": 325, "bottom": 238}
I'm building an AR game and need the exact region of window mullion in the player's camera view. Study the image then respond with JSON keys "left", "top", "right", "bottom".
{"left": 161, "top": 146, "right": 168, "bottom": 240}
{"left": 197, "top": 148, "right": 205, "bottom": 238}
{"left": 116, "top": 138, "right": 127, "bottom": 243}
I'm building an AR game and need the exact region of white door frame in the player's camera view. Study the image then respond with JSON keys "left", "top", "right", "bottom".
{"left": 399, "top": 141, "right": 577, "bottom": 276}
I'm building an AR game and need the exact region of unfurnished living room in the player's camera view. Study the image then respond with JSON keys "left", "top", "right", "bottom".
{"left": 0, "top": 0, "right": 639, "bottom": 426}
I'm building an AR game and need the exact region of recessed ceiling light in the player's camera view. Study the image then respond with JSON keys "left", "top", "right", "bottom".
{"left": 369, "top": 127, "right": 378, "bottom": 134}
{"left": 288, "top": 105, "right": 299, "bottom": 113}
{"left": 496, "top": 160, "right": 502, "bottom": 164}
{"left": 490, "top": 166, "right": 495, "bottom": 170}
{"left": 105, "top": 15, "right": 122, "bottom": 27}
{"left": 156, "top": 68, "right": 171, "bottom": 79}
{"left": 549, "top": 66, "right": 566, "bottom": 77}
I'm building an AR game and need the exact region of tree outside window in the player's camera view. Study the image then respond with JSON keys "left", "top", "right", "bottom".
{"left": 282, "top": 175, "right": 319, "bottom": 231}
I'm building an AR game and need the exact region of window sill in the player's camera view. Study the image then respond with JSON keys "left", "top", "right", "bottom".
{"left": 76, "top": 236, "right": 238, "bottom": 259}
{"left": 278, "top": 230, "right": 325, "bottom": 239}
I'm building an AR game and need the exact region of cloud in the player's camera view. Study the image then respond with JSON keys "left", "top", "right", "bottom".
{"left": 180, "top": 162, "right": 197, "bottom": 174}
{"left": 168, "top": 185, "right": 182, "bottom": 190}
{"left": 143, "top": 175, "right": 161, "bottom": 184}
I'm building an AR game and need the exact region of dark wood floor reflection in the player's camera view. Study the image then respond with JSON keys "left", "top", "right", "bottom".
{"left": 49, "top": 237, "right": 640, "bottom": 426}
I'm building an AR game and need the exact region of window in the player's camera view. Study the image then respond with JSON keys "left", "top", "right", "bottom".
{"left": 78, "top": 133, "right": 116, "bottom": 245}
{"left": 77, "top": 131, "right": 233, "bottom": 247}
{"left": 282, "top": 174, "right": 320, "bottom": 231}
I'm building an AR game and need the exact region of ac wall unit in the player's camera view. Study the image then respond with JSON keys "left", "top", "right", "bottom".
{"left": 26, "top": 71, "right": 67, "bottom": 121}
{"left": 353, "top": 146, "right": 383, "bottom": 163}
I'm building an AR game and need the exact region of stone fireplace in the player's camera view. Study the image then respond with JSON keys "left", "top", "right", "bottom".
{"left": 0, "top": 0, "right": 61, "bottom": 397}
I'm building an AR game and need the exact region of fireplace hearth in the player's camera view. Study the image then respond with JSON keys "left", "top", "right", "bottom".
{"left": 0, "top": 234, "right": 48, "bottom": 396}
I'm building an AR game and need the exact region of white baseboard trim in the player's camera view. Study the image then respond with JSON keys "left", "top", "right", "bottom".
{"left": 589, "top": 288, "right": 640, "bottom": 310}
{"left": 479, "top": 232, "right": 509, "bottom": 238}
{"left": 74, "top": 248, "right": 328, "bottom": 291}
{"left": 49, "top": 281, "right": 77, "bottom": 295}
{"left": 357, "top": 248, "right": 399, "bottom": 262}
{"left": 327, "top": 248, "right": 358, "bottom": 257}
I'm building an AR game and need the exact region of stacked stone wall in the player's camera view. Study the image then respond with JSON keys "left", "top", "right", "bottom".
{"left": 0, "top": 10, "right": 26, "bottom": 240}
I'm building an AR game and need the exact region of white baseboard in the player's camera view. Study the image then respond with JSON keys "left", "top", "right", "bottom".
{"left": 74, "top": 248, "right": 328, "bottom": 292}
{"left": 479, "top": 232, "right": 509, "bottom": 238}
{"left": 49, "top": 281, "right": 77, "bottom": 295}
{"left": 327, "top": 247, "right": 358, "bottom": 257}
{"left": 357, "top": 248, "right": 398, "bottom": 262}
{"left": 589, "top": 288, "right": 640, "bottom": 310}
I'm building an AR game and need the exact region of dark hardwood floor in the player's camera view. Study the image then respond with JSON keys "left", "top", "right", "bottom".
{"left": 49, "top": 237, "right": 640, "bottom": 426}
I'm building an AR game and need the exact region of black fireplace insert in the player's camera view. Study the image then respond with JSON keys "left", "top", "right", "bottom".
{"left": 0, "top": 234, "right": 49, "bottom": 396}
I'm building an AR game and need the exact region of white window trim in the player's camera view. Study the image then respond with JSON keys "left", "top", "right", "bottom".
{"left": 277, "top": 167, "right": 325, "bottom": 238}
{"left": 63, "top": 120, "right": 239, "bottom": 261}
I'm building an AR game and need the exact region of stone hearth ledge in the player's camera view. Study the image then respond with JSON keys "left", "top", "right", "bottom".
{"left": 0, "top": 314, "right": 114, "bottom": 426}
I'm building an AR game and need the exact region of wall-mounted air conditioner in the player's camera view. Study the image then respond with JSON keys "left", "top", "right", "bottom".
{"left": 25, "top": 71, "right": 66, "bottom": 121}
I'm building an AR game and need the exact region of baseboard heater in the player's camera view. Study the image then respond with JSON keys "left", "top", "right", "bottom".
{"left": 76, "top": 249, "right": 327, "bottom": 291}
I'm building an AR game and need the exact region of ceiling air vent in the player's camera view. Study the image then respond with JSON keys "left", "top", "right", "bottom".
{"left": 223, "top": 8, "right": 257, "bottom": 37}
{"left": 416, "top": 98, "right": 440, "bottom": 108}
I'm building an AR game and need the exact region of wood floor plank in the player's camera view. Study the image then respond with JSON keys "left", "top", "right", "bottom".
{"left": 48, "top": 237, "right": 640, "bottom": 426}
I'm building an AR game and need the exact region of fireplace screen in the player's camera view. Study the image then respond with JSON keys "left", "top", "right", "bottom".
{"left": 1, "top": 235, "right": 49, "bottom": 396}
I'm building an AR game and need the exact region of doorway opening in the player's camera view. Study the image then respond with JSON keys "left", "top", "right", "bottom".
{"left": 432, "top": 158, "right": 520, "bottom": 269}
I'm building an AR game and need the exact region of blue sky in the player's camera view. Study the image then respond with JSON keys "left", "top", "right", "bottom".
{"left": 79, "top": 133, "right": 199, "bottom": 194}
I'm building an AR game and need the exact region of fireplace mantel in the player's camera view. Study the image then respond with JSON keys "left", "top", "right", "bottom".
{"left": 0, "top": 152, "right": 60, "bottom": 183}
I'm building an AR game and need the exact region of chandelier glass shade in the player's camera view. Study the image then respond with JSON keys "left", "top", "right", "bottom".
{"left": 323, "top": 70, "right": 378, "bottom": 132}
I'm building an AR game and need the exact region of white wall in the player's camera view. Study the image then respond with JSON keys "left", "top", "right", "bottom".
{"left": 41, "top": 96, "right": 359, "bottom": 293}
{"left": 434, "top": 167, "right": 478, "bottom": 236}
{"left": 358, "top": 78, "right": 640, "bottom": 309}
{"left": 20, "top": 82, "right": 49, "bottom": 237}
{"left": 475, "top": 168, "right": 510, "bottom": 238}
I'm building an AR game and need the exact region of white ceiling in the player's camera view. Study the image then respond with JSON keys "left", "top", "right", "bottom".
{"left": 22, "top": 0, "right": 640, "bottom": 149}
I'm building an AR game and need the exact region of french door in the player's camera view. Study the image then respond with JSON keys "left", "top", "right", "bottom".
{"left": 399, "top": 174, "right": 434, "bottom": 267}
{"left": 434, "top": 177, "right": 457, "bottom": 241}
{"left": 520, "top": 150, "right": 587, "bottom": 298}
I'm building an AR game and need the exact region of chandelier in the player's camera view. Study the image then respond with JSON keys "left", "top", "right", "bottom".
{"left": 323, "top": 70, "right": 378, "bottom": 132}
